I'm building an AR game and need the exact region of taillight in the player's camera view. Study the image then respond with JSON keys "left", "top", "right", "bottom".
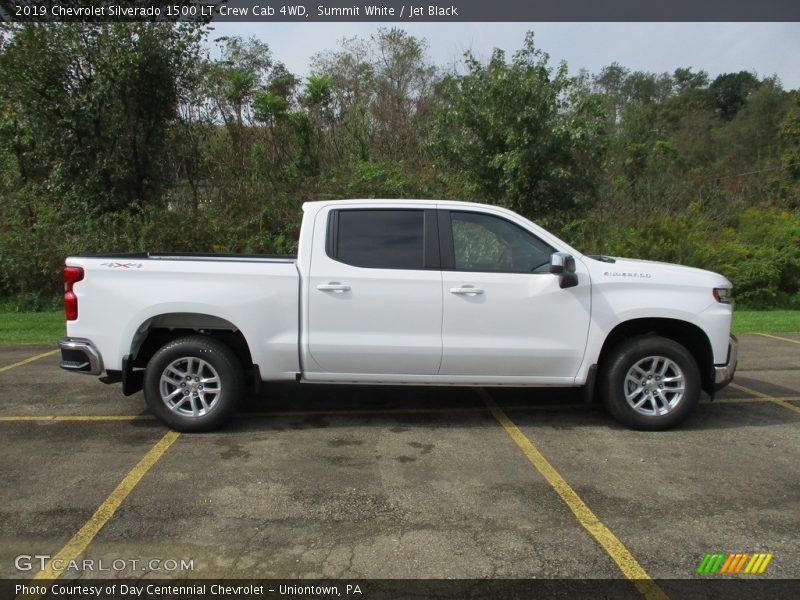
{"left": 64, "top": 266, "right": 84, "bottom": 321}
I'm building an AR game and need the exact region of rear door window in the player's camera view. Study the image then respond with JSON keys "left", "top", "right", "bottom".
{"left": 328, "top": 209, "right": 425, "bottom": 270}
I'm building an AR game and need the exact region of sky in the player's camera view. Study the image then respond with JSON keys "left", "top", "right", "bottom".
{"left": 207, "top": 22, "right": 800, "bottom": 90}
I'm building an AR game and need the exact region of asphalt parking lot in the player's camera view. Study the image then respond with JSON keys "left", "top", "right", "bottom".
{"left": 0, "top": 333, "right": 798, "bottom": 596}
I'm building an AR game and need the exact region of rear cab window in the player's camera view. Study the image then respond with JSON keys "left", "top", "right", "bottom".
{"left": 326, "top": 209, "right": 438, "bottom": 269}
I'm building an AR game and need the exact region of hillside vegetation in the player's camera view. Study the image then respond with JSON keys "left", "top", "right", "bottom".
{"left": 1, "top": 24, "right": 798, "bottom": 309}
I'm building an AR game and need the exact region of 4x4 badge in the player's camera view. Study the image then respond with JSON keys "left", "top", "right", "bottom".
{"left": 100, "top": 262, "right": 143, "bottom": 269}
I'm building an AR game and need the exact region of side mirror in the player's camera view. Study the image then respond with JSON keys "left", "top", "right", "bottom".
{"left": 550, "top": 252, "right": 578, "bottom": 289}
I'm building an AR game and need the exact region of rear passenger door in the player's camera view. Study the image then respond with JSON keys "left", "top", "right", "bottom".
{"left": 306, "top": 207, "right": 443, "bottom": 376}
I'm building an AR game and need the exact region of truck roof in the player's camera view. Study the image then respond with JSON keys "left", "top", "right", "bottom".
{"left": 302, "top": 199, "right": 498, "bottom": 211}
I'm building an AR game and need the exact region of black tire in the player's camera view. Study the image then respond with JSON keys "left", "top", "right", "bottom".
{"left": 600, "top": 335, "right": 700, "bottom": 431}
{"left": 143, "top": 335, "right": 243, "bottom": 432}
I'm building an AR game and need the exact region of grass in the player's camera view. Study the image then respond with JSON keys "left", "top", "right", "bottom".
{"left": 732, "top": 310, "right": 800, "bottom": 334}
{"left": 0, "top": 311, "right": 65, "bottom": 344}
{"left": 0, "top": 309, "right": 797, "bottom": 345}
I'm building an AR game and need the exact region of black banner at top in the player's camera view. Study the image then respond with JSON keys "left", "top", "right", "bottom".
{"left": 1, "top": 0, "right": 799, "bottom": 23}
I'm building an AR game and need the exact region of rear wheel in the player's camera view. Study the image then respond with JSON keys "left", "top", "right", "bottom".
{"left": 600, "top": 335, "right": 700, "bottom": 430}
{"left": 143, "top": 336, "right": 243, "bottom": 432}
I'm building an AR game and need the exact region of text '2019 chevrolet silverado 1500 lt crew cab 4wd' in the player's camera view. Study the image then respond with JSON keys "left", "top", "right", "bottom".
{"left": 59, "top": 200, "right": 737, "bottom": 432}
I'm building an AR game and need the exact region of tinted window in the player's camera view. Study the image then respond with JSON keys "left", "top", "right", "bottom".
{"left": 451, "top": 211, "right": 553, "bottom": 273}
{"left": 333, "top": 210, "right": 425, "bottom": 269}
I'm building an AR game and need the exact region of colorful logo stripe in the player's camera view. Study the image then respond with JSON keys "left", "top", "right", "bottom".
{"left": 697, "top": 552, "right": 773, "bottom": 574}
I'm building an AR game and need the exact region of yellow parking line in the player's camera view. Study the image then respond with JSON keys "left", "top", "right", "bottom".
{"left": 731, "top": 382, "right": 782, "bottom": 399}
{"left": 773, "top": 401, "right": 800, "bottom": 414}
{"left": 22, "top": 430, "right": 180, "bottom": 593}
{"left": 479, "top": 389, "right": 668, "bottom": 600}
{"left": 754, "top": 332, "right": 800, "bottom": 346}
{"left": 730, "top": 382, "right": 800, "bottom": 414}
{"left": 712, "top": 395, "right": 800, "bottom": 404}
{"left": 0, "top": 349, "right": 59, "bottom": 373}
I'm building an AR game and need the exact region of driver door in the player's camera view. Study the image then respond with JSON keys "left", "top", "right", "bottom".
{"left": 439, "top": 210, "right": 591, "bottom": 381}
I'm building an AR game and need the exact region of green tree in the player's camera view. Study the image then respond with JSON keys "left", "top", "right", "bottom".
{"left": 310, "top": 36, "right": 375, "bottom": 162}
{"left": 0, "top": 23, "right": 205, "bottom": 301}
{"left": 429, "top": 33, "right": 606, "bottom": 224}
{"left": 778, "top": 91, "right": 800, "bottom": 208}
{"left": 672, "top": 67, "right": 709, "bottom": 93}
{"left": 0, "top": 22, "right": 204, "bottom": 215}
{"left": 781, "top": 91, "right": 800, "bottom": 181}
{"left": 370, "top": 28, "right": 436, "bottom": 159}
{"left": 709, "top": 71, "right": 760, "bottom": 120}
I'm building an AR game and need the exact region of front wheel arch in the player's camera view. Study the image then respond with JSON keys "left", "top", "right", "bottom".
{"left": 596, "top": 318, "right": 714, "bottom": 394}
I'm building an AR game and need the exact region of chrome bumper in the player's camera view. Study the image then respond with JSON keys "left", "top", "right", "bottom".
{"left": 713, "top": 335, "right": 738, "bottom": 388}
{"left": 58, "top": 337, "right": 104, "bottom": 375}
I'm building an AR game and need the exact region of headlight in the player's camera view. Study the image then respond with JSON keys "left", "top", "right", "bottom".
{"left": 713, "top": 287, "right": 733, "bottom": 304}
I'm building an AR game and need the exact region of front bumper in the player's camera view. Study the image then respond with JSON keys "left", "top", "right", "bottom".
{"left": 58, "top": 337, "right": 104, "bottom": 375}
{"left": 713, "top": 334, "right": 738, "bottom": 390}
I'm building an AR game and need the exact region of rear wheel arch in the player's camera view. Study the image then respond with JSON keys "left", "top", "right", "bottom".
{"left": 119, "top": 313, "right": 256, "bottom": 397}
{"left": 128, "top": 312, "right": 254, "bottom": 370}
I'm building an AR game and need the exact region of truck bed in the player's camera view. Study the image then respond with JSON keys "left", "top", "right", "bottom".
{"left": 64, "top": 253, "right": 301, "bottom": 378}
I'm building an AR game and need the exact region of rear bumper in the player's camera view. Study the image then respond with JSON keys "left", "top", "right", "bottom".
{"left": 713, "top": 335, "right": 738, "bottom": 390}
{"left": 58, "top": 337, "right": 104, "bottom": 375}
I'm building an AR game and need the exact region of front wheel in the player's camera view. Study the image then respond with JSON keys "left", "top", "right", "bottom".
{"left": 600, "top": 336, "right": 700, "bottom": 431}
{"left": 143, "top": 336, "right": 243, "bottom": 432}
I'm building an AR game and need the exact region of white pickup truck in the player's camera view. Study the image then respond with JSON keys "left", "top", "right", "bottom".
{"left": 59, "top": 199, "right": 737, "bottom": 431}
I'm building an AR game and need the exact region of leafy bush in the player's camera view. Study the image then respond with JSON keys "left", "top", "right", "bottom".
{"left": 572, "top": 204, "right": 800, "bottom": 309}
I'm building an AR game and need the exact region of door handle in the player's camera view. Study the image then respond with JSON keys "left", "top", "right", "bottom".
{"left": 317, "top": 282, "right": 351, "bottom": 292}
{"left": 450, "top": 286, "right": 484, "bottom": 296}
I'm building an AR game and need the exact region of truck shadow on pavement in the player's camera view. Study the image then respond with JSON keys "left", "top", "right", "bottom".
{"left": 138, "top": 381, "right": 799, "bottom": 434}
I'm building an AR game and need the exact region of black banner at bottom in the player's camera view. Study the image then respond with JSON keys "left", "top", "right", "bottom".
{"left": 3, "top": 579, "right": 800, "bottom": 600}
